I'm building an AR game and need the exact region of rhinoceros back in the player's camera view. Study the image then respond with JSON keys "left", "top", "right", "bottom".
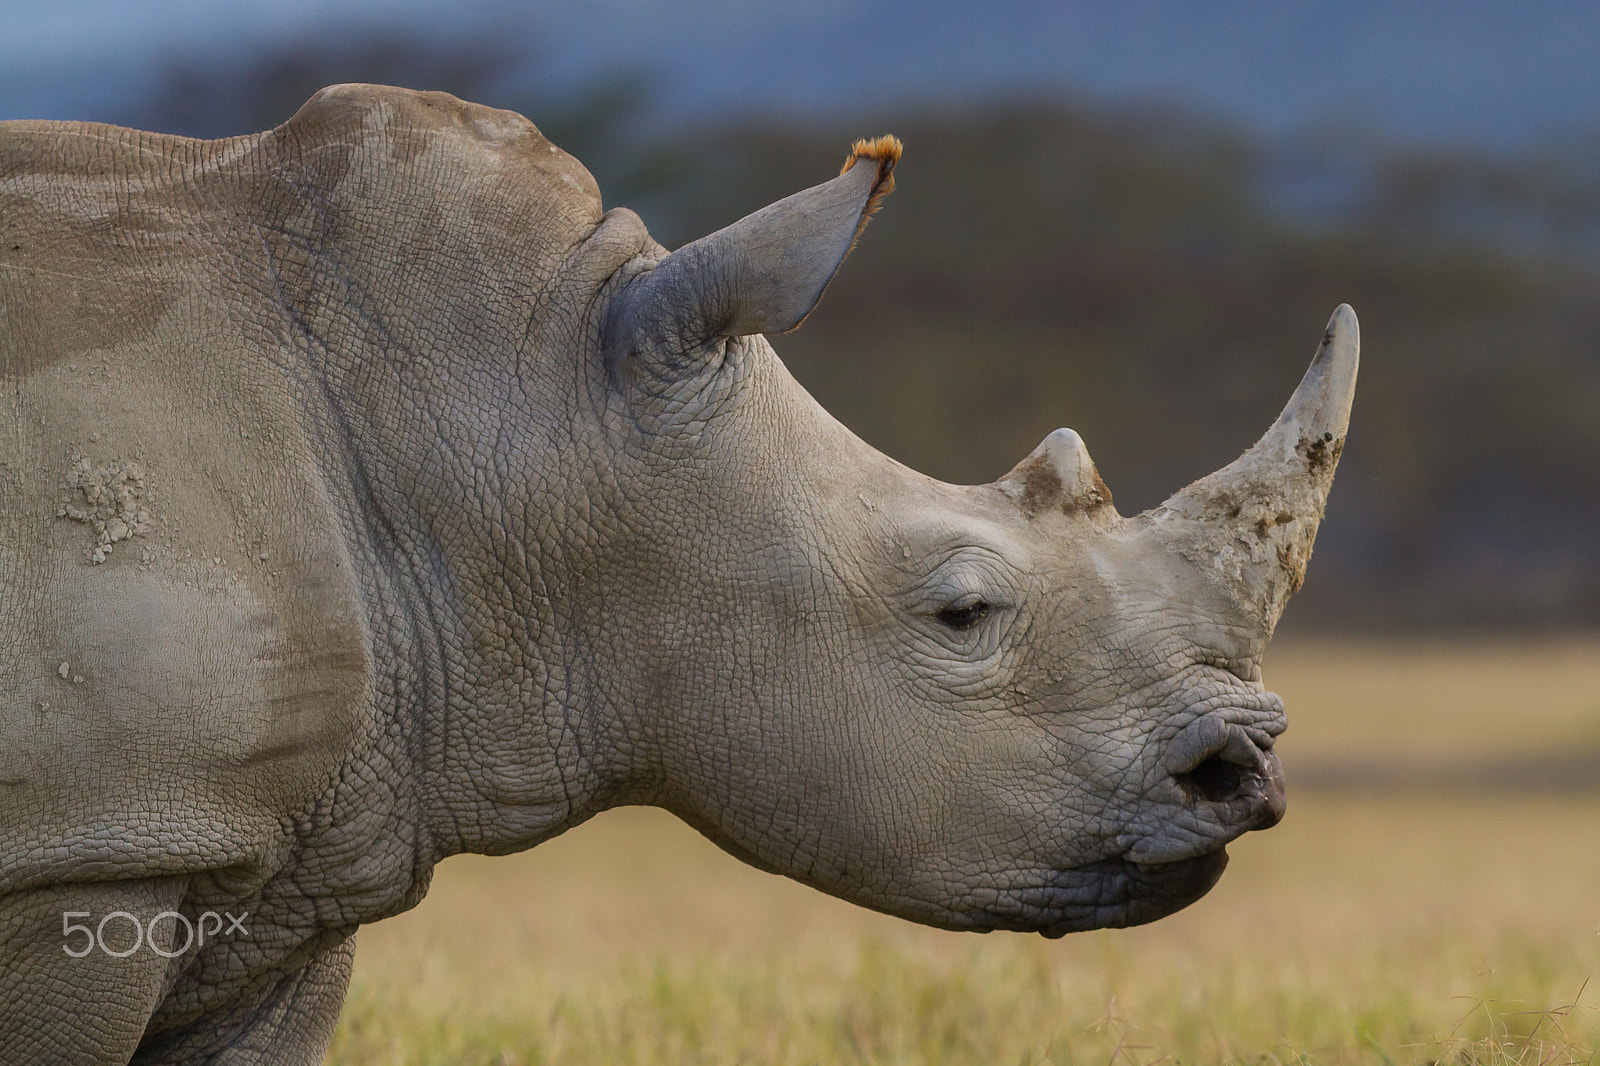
{"left": 0, "top": 116, "right": 376, "bottom": 893}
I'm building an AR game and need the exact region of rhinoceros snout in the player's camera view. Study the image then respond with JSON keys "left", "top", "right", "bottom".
{"left": 1165, "top": 714, "right": 1287, "bottom": 830}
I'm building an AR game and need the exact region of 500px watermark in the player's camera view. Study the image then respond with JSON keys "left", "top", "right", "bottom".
{"left": 61, "top": 911, "right": 248, "bottom": 958}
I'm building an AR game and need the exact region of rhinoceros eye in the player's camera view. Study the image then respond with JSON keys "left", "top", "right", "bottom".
{"left": 936, "top": 599, "right": 991, "bottom": 631}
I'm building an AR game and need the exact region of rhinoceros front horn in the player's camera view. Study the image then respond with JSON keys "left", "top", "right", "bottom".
{"left": 1137, "top": 305, "right": 1360, "bottom": 637}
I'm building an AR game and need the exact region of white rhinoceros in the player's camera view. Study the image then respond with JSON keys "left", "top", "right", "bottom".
{"left": 0, "top": 84, "right": 1357, "bottom": 1064}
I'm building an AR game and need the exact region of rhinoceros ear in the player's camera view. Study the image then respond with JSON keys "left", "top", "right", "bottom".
{"left": 604, "top": 136, "right": 901, "bottom": 377}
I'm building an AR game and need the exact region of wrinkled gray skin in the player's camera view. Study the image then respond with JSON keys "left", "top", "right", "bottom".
{"left": 0, "top": 85, "right": 1358, "bottom": 1064}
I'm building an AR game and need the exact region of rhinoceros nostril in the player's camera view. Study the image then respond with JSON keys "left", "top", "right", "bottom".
{"left": 1165, "top": 714, "right": 1277, "bottom": 806}
{"left": 1177, "top": 754, "right": 1247, "bottom": 803}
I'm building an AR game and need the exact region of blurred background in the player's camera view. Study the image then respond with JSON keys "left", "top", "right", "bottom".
{"left": 8, "top": 0, "right": 1600, "bottom": 633}
{"left": 5, "top": 4, "right": 1598, "bottom": 1060}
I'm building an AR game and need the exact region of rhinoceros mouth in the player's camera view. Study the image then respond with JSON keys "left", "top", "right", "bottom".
{"left": 963, "top": 849, "right": 1230, "bottom": 938}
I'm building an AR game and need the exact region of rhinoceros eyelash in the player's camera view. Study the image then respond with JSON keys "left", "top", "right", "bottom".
{"left": 936, "top": 599, "right": 992, "bottom": 631}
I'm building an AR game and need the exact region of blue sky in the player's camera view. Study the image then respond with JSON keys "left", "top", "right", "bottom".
{"left": 3, "top": 0, "right": 1599, "bottom": 149}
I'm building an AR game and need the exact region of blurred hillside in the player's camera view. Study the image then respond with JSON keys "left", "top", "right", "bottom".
{"left": 102, "top": 33, "right": 1600, "bottom": 631}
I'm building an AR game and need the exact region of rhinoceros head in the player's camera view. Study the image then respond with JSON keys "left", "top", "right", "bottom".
{"left": 589, "top": 138, "right": 1357, "bottom": 936}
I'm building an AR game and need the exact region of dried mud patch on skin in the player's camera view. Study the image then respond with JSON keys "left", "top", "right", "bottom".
{"left": 1066, "top": 471, "right": 1113, "bottom": 515}
{"left": 1298, "top": 432, "right": 1344, "bottom": 472}
{"left": 57, "top": 455, "right": 155, "bottom": 564}
{"left": 1254, "top": 511, "right": 1295, "bottom": 539}
{"left": 1006, "top": 455, "right": 1113, "bottom": 518}
{"left": 1010, "top": 455, "right": 1063, "bottom": 517}
{"left": 1277, "top": 543, "right": 1308, "bottom": 594}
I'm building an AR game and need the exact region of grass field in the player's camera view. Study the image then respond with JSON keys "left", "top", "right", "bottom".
{"left": 327, "top": 641, "right": 1600, "bottom": 1065}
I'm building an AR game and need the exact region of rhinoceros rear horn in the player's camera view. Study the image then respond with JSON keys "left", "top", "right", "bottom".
{"left": 997, "top": 428, "right": 1114, "bottom": 519}
{"left": 604, "top": 137, "right": 901, "bottom": 375}
{"left": 1137, "top": 305, "right": 1360, "bottom": 637}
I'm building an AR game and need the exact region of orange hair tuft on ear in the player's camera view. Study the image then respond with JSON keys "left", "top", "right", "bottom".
{"left": 842, "top": 134, "right": 904, "bottom": 172}
{"left": 839, "top": 134, "right": 903, "bottom": 250}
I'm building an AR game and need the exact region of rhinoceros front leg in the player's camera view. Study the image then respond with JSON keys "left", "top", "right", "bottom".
{"left": 130, "top": 934, "right": 356, "bottom": 1066}
{"left": 0, "top": 877, "right": 188, "bottom": 1066}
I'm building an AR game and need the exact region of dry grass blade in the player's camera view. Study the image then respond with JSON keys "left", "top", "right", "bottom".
{"left": 327, "top": 642, "right": 1600, "bottom": 1065}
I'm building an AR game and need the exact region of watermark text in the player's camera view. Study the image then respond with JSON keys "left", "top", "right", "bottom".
{"left": 62, "top": 910, "right": 248, "bottom": 957}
